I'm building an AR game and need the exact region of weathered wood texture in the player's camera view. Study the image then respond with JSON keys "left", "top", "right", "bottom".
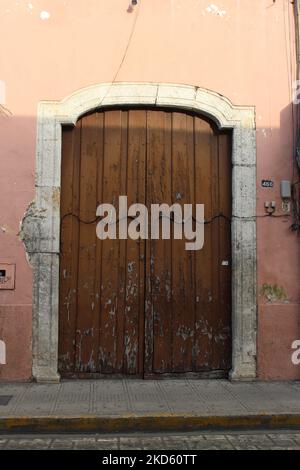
{"left": 59, "top": 108, "right": 232, "bottom": 377}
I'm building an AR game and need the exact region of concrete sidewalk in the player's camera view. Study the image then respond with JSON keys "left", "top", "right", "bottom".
{"left": 0, "top": 380, "right": 300, "bottom": 433}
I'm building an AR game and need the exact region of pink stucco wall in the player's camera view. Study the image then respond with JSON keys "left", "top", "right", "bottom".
{"left": 0, "top": 0, "right": 299, "bottom": 380}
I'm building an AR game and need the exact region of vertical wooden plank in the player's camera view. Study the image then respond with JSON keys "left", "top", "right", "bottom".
{"left": 193, "top": 117, "right": 214, "bottom": 371}
{"left": 137, "top": 111, "right": 147, "bottom": 377}
{"left": 153, "top": 111, "right": 173, "bottom": 374}
{"left": 145, "top": 110, "right": 173, "bottom": 375}
{"left": 124, "top": 110, "right": 146, "bottom": 375}
{"left": 144, "top": 110, "right": 156, "bottom": 375}
{"left": 210, "top": 125, "right": 221, "bottom": 370}
{"left": 99, "top": 110, "right": 123, "bottom": 373}
{"left": 216, "top": 131, "right": 232, "bottom": 370}
{"left": 93, "top": 112, "right": 105, "bottom": 372}
{"left": 186, "top": 113, "right": 196, "bottom": 371}
{"left": 114, "top": 110, "right": 128, "bottom": 374}
{"left": 75, "top": 113, "right": 101, "bottom": 372}
{"left": 59, "top": 123, "right": 81, "bottom": 373}
{"left": 59, "top": 127, "right": 74, "bottom": 372}
{"left": 171, "top": 111, "right": 194, "bottom": 372}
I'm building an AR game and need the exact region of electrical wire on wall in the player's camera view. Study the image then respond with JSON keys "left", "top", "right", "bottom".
{"left": 0, "top": 104, "right": 12, "bottom": 117}
{"left": 98, "top": 0, "right": 142, "bottom": 108}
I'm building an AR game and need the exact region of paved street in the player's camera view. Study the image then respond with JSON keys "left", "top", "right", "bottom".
{"left": 1, "top": 431, "right": 300, "bottom": 450}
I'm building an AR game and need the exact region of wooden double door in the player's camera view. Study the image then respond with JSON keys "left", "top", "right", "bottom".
{"left": 58, "top": 108, "right": 232, "bottom": 378}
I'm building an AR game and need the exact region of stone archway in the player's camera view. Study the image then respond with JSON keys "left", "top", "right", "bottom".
{"left": 21, "top": 83, "right": 257, "bottom": 382}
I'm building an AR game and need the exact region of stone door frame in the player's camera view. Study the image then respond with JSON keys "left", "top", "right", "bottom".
{"left": 21, "top": 82, "right": 257, "bottom": 382}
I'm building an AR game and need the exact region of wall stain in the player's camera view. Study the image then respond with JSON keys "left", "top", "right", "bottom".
{"left": 261, "top": 283, "right": 288, "bottom": 303}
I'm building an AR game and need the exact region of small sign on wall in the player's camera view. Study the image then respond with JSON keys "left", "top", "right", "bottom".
{"left": 261, "top": 180, "right": 274, "bottom": 188}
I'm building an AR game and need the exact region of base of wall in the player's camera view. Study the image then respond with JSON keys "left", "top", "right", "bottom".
{"left": 33, "top": 370, "right": 60, "bottom": 384}
{"left": 229, "top": 372, "right": 257, "bottom": 382}
{"left": 258, "top": 303, "right": 300, "bottom": 380}
{"left": 0, "top": 305, "right": 32, "bottom": 381}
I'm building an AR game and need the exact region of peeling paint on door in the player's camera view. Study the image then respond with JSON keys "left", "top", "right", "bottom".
{"left": 58, "top": 109, "right": 231, "bottom": 378}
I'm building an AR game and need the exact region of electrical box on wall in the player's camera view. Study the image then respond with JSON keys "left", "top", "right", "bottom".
{"left": 0, "top": 264, "right": 15, "bottom": 290}
{"left": 280, "top": 180, "right": 292, "bottom": 199}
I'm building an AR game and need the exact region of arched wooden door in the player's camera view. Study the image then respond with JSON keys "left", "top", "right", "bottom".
{"left": 58, "top": 108, "right": 232, "bottom": 378}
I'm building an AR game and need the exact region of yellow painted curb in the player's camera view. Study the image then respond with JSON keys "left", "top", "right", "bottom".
{"left": 1, "top": 414, "right": 300, "bottom": 433}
